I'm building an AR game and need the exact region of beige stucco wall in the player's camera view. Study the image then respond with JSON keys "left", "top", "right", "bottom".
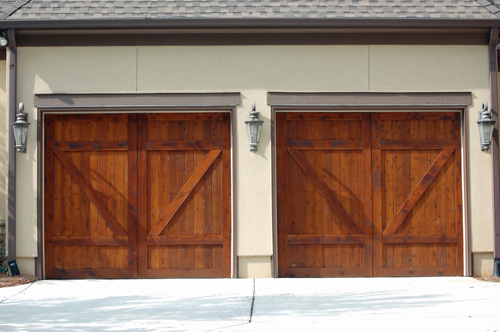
{"left": 15, "top": 45, "right": 493, "bottom": 277}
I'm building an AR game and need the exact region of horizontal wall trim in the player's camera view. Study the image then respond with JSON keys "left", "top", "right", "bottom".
{"left": 2, "top": 18, "right": 500, "bottom": 30}
{"left": 17, "top": 31, "right": 489, "bottom": 46}
{"left": 268, "top": 92, "right": 472, "bottom": 108}
{"left": 35, "top": 93, "right": 241, "bottom": 109}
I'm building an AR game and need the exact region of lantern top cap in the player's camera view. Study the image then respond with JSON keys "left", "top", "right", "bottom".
{"left": 482, "top": 102, "right": 488, "bottom": 113}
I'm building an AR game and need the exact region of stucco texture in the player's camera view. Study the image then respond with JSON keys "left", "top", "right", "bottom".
{"left": 15, "top": 45, "right": 492, "bottom": 277}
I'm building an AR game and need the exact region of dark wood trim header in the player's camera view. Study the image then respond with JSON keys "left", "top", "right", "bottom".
{"left": 35, "top": 93, "right": 241, "bottom": 109}
{"left": 17, "top": 31, "right": 489, "bottom": 46}
{"left": 268, "top": 92, "right": 472, "bottom": 108}
{"left": 2, "top": 18, "right": 500, "bottom": 30}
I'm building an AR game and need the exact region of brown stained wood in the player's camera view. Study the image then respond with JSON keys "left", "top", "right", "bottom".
{"left": 142, "top": 113, "right": 231, "bottom": 278}
{"left": 378, "top": 113, "right": 457, "bottom": 121}
{"left": 382, "top": 234, "right": 457, "bottom": 244}
{"left": 380, "top": 139, "right": 459, "bottom": 149}
{"left": 50, "top": 147, "right": 127, "bottom": 236}
{"left": 373, "top": 265, "right": 458, "bottom": 277}
{"left": 148, "top": 149, "right": 221, "bottom": 236}
{"left": 127, "top": 114, "right": 138, "bottom": 278}
{"left": 454, "top": 118, "right": 464, "bottom": 274}
{"left": 221, "top": 113, "right": 232, "bottom": 277}
{"left": 286, "top": 113, "right": 363, "bottom": 121}
{"left": 51, "top": 268, "right": 130, "bottom": 279}
{"left": 383, "top": 149, "right": 454, "bottom": 235}
{"left": 50, "top": 237, "right": 129, "bottom": 246}
{"left": 287, "top": 140, "right": 362, "bottom": 150}
{"left": 147, "top": 140, "right": 222, "bottom": 150}
{"left": 146, "top": 267, "right": 225, "bottom": 279}
{"left": 278, "top": 112, "right": 462, "bottom": 278}
{"left": 45, "top": 115, "right": 132, "bottom": 278}
{"left": 53, "top": 141, "right": 128, "bottom": 151}
{"left": 137, "top": 115, "right": 149, "bottom": 278}
{"left": 287, "top": 234, "right": 364, "bottom": 245}
{"left": 287, "top": 267, "right": 364, "bottom": 278}
{"left": 361, "top": 113, "right": 373, "bottom": 276}
{"left": 287, "top": 149, "right": 362, "bottom": 234}
{"left": 44, "top": 118, "right": 55, "bottom": 278}
{"left": 147, "top": 235, "right": 224, "bottom": 245}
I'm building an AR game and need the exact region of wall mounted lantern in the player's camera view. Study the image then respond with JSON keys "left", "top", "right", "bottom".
{"left": 0, "top": 34, "right": 7, "bottom": 47}
{"left": 477, "top": 102, "right": 496, "bottom": 151}
{"left": 244, "top": 102, "right": 264, "bottom": 152}
{"left": 12, "top": 103, "right": 30, "bottom": 153}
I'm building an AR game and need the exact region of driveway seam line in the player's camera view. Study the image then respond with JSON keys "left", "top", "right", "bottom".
{"left": 249, "top": 278, "right": 255, "bottom": 323}
{"left": 0, "top": 282, "right": 35, "bottom": 304}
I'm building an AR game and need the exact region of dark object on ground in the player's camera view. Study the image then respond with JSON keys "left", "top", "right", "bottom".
{"left": 7, "top": 260, "right": 19, "bottom": 276}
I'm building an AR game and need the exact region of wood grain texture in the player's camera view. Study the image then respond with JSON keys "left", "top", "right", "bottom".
{"left": 45, "top": 114, "right": 131, "bottom": 278}
{"left": 148, "top": 149, "right": 221, "bottom": 236}
{"left": 142, "top": 113, "right": 231, "bottom": 278}
{"left": 288, "top": 149, "right": 362, "bottom": 235}
{"left": 383, "top": 149, "right": 454, "bottom": 235}
{"left": 277, "top": 112, "right": 463, "bottom": 278}
{"left": 45, "top": 113, "right": 231, "bottom": 279}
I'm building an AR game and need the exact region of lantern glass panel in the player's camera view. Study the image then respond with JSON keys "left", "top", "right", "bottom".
{"left": 13, "top": 122, "right": 30, "bottom": 152}
{"left": 246, "top": 122, "right": 261, "bottom": 144}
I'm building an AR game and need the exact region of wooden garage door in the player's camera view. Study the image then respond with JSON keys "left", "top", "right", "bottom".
{"left": 44, "top": 113, "right": 231, "bottom": 279}
{"left": 277, "top": 112, "right": 463, "bottom": 277}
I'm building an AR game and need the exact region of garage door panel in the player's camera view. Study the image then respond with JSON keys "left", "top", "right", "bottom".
{"left": 51, "top": 245, "right": 129, "bottom": 270}
{"left": 293, "top": 244, "right": 363, "bottom": 270}
{"left": 146, "top": 245, "right": 224, "bottom": 277}
{"left": 278, "top": 112, "right": 372, "bottom": 277}
{"left": 45, "top": 114, "right": 135, "bottom": 278}
{"left": 374, "top": 112, "right": 462, "bottom": 276}
{"left": 288, "top": 149, "right": 363, "bottom": 235}
{"left": 46, "top": 112, "right": 230, "bottom": 279}
{"left": 278, "top": 112, "right": 461, "bottom": 277}
{"left": 139, "top": 113, "right": 231, "bottom": 278}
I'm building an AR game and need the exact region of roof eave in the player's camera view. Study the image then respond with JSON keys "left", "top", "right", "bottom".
{"left": 1, "top": 17, "right": 500, "bottom": 30}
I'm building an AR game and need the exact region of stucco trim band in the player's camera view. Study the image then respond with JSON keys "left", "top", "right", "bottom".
{"left": 268, "top": 92, "right": 472, "bottom": 108}
{"left": 35, "top": 93, "right": 241, "bottom": 109}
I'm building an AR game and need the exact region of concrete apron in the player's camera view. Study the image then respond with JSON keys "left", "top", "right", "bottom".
{"left": 0, "top": 277, "right": 499, "bottom": 332}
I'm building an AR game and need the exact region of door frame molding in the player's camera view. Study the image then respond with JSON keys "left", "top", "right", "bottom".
{"left": 269, "top": 91, "right": 472, "bottom": 277}
{"left": 36, "top": 92, "right": 241, "bottom": 279}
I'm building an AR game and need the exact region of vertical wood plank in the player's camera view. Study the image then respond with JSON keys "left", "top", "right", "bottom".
{"left": 137, "top": 114, "right": 149, "bottom": 278}
{"left": 127, "top": 114, "right": 138, "bottom": 278}
{"left": 361, "top": 113, "right": 373, "bottom": 276}
{"left": 372, "top": 113, "right": 383, "bottom": 275}
{"left": 44, "top": 116, "right": 55, "bottom": 278}
{"left": 221, "top": 113, "right": 232, "bottom": 277}
{"left": 454, "top": 115, "right": 464, "bottom": 274}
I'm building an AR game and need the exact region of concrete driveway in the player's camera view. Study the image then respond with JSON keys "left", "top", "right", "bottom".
{"left": 0, "top": 277, "right": 499, "bottom": 332}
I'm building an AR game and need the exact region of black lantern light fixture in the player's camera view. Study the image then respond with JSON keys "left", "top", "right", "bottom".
{"left": 477, "top": 102, "right": 496, "bottom": 151}
{"left": 12, "top": 102, "right": 30, "bottom": 153}
{"left": 244, "top": 102, "right": 264, "bottom": 152}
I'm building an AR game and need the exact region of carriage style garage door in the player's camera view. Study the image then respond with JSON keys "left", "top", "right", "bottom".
{"left": 277, "top": 112, "right": 463, "bottom": 277}
{"left": 44, "top": 113, "right": 231, "bottom": 279}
